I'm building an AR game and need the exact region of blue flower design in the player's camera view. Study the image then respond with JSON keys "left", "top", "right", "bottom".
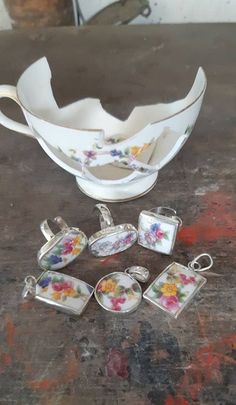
{"left": 38, "top": 276, "right": 51, "bottom": 288}
{"left": 49, "top": 255, "right": 63, "bottom": 265}
{"left": 150, "top": 223, "right": 160, "bottom": 233}
{"left": 110, "top": 149, "right": 122, "bottom": 157}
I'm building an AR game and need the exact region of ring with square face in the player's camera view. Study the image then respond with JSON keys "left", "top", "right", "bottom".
{"left": 22, "top": 270, "right": 94, "bottom": 316}
{"left": 94, "top": 266, "right": 150, "bottom": 314}
{"left": 38, "top": 216, "right": 87, "bottom": 270}
{"left": 88, "top": 204, "right": 138, "bottom": 257}
{"left": 138, "top": 207, "right": 182, "bottom": 255}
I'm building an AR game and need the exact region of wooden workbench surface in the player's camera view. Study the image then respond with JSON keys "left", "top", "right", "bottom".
{"left": 0, "top": 25, "right": 235, "bottom": 405}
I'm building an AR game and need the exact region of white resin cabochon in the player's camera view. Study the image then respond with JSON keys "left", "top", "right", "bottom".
{"left": 95, "top": 272, "right": 142, "bottom": 313}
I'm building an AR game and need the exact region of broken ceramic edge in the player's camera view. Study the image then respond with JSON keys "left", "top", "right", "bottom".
{"left": 16, "top": 57, "right": 206, "bottom": 134}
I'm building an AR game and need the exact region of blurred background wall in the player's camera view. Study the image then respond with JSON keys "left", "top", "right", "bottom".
{"left": 0, "top": 0, "right": 236, "bottom": 30}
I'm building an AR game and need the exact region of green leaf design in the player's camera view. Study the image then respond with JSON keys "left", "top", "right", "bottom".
{"left": 62, "top": 295, "right": 67, "bottom": 301}
{"left": 126, "top": 288, "right": 134, "bottom": 296}
{"left": 177, "top": 290, "right": 187, "bottom": 302}
{"left": 114, "top": 285, "right": 125, "bottom": 297}
{"left": 77, "top": 286, "right": 81, "bottom": 294}
{"left": 54, "top": 245, "right": 63, "bottom": 255}
{"left": 163, "top": 233, "right": 169, "bottom": 240}
{"left": 52, "top": 276, "right": 64, "bottom": 283}
{"left": 152, "top": 283, "right": 163, "bottom": 294}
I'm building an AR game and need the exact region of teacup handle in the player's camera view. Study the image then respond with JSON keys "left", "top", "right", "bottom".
{"left": 0, "top": 85, "right": 34, "bottom": 138}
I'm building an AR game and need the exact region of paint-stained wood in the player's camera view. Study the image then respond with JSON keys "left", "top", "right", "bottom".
{"left": 0, "top": 25, "right": 235, "bottom": 405}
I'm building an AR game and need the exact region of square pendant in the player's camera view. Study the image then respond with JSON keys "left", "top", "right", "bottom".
{"left": 143, "top": 262, "right": 206, "bottom": 318}
{"left": 138, "top": 210, "right": 179, "bottom": 255}
{"left": 34, "top": 271, "right": 94, "bottom": 315}
{"left": 38, "top": 228, "right": 87, "bottom": 270}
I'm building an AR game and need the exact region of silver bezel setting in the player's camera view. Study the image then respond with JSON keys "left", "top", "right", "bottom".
{"left": 35, "top": 270, "right": 94, "bottom": 316}
{"left": 143, "top": 262, "right": 207, "bottom": 319}
{"left": 37, "top": 227, "right": 88, "bottom": 269}
{"left": 94, "top": 271, "right": 142, "bottom": 314}
{"left": 88, "top": 223, "right": 138, "bottom": 257}
{"left": 138, "top": 210, "right": 180, "bottom": 255}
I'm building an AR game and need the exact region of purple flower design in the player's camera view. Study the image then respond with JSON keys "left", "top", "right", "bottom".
{"left": 122, "top": 233, "right": 134, "bottom": 246}
{"left": 113, "top": 240, "right": 121, "bottom": 250}
{"left": 144, "top": 231, "right": 156, "bottom": 245}
{"left": 49, "top": 255, "right": 63, "bottom": 265}
{"left": 38, "top": 276, "right": 51, "bottom": 288}
{"left": 83, "top": 150, "right": 97, "bottom": 159}
{"left": 110, "top": 149, "right": 122, "bottom": 157}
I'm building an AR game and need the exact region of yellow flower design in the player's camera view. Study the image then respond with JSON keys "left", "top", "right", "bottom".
{"left": 130, "top": 143, "right": 150, "bottom": 157}
{"left": 160, "top": 283, "right": 177, "bottom": 297}
{"left": 130, "top": 146, "right": 142, "bottom": 156}
{"left": 52, "top": 291, "right": 62, "bottom": 301}
{"left": 72, "top": 236, "right": 81, "bottom": 246}
{"left": 72, "top": 247, "right": 81, "bottom": 255}
{"left": 100, "top": 279, "right": 117, "bottom": 293}
{"left": 64, "top": 288, "right": 77, "bottom": 298}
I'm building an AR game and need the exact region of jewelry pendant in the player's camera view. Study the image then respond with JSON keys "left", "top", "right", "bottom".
{"left": 38, "top": 216, "right": 87, "bottom": 270}
{"left": 143, "top": 253, "right": 213, "bottom": 319}
{"left": 94, "top": 266, "right": 150, "bottom": 313}
{"left": 88, "top": 204, "right": 137, "bottom": 257}
{"left": 138, "top": 206, "right": 182, "bottom": 255}
{"left": 22, "top": 270, "right": 94, "bottom": 316}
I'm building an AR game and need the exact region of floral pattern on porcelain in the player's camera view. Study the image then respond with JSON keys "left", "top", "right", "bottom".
{"left": 138, "top": 213, "right": 178, "bottom": 255}
{"left": 90, "top": 230, "right": 137, "bottom": 257}
{"left": 144, "top": 263, "right": 205, "bottom": 318}
{"left": 36, "top": 271, "right": 93, "bottom": 314}
{"left": 68, "top": 142, "right": 151, "bottom": 166}
{"left": 95, "top": 273, "right": 142, "bottom": 313}
{"left": 40, "top": 230, "right": 87, "bottom": 270}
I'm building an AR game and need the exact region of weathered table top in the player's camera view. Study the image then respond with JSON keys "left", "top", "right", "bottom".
{"left": 0, "top": 25, "right": 235, "bottom": 405}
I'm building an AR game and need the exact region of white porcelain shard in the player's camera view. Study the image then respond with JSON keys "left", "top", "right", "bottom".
{"left": 0, "top": 57, "right": 207, "bottom": 201}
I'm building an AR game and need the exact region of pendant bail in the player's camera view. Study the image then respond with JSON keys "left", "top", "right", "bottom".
{"left": 125, "top": 266, "right": 150, "bottom": 283}
{"left": 22, "top": 275, "right": 37, "bottom": 299}
{"left": 188, "top": 253, "right": 213, "bottom": 272}
{"left": 95, "top": 204, "right": 114, "bottom": 230}
{"left": 40, "top": 216, "right": 69, "bottom": 241}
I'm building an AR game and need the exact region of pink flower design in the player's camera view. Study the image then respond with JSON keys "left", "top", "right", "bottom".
{"left": 63, "top": 240, "right": 73, "bottom": 254}
{"left": 121, "top": 233, "right": 134, "bottom": 246}
{"left": 180, "top": 274, "right": 196, "bottom": 285}
{"left": 113, "top": 240, "right": 121, "bottom": 250}
{"left": 160, "top": 295, "right": 180, "bottom": 311}
{"left": 111, "top": 297, "right": 126, "bottom": 311}
{"left": 83, "top": 150, "right": 97, "bottom": 159}
{"left": 52, "top": 280, "right": 73, "bottom": 292}
{"left": 155, "top": 229, "right": 165, "bottom": 240}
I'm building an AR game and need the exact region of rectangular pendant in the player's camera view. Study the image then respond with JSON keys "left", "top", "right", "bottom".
{"left": 138, "top": 210, "right": 179, "bottom": 255}
{"left": 34, "top": 271, "right": 94, "bottom": 315}
{"left": 143, "top": 262, "right": 207, "bottom": 318}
